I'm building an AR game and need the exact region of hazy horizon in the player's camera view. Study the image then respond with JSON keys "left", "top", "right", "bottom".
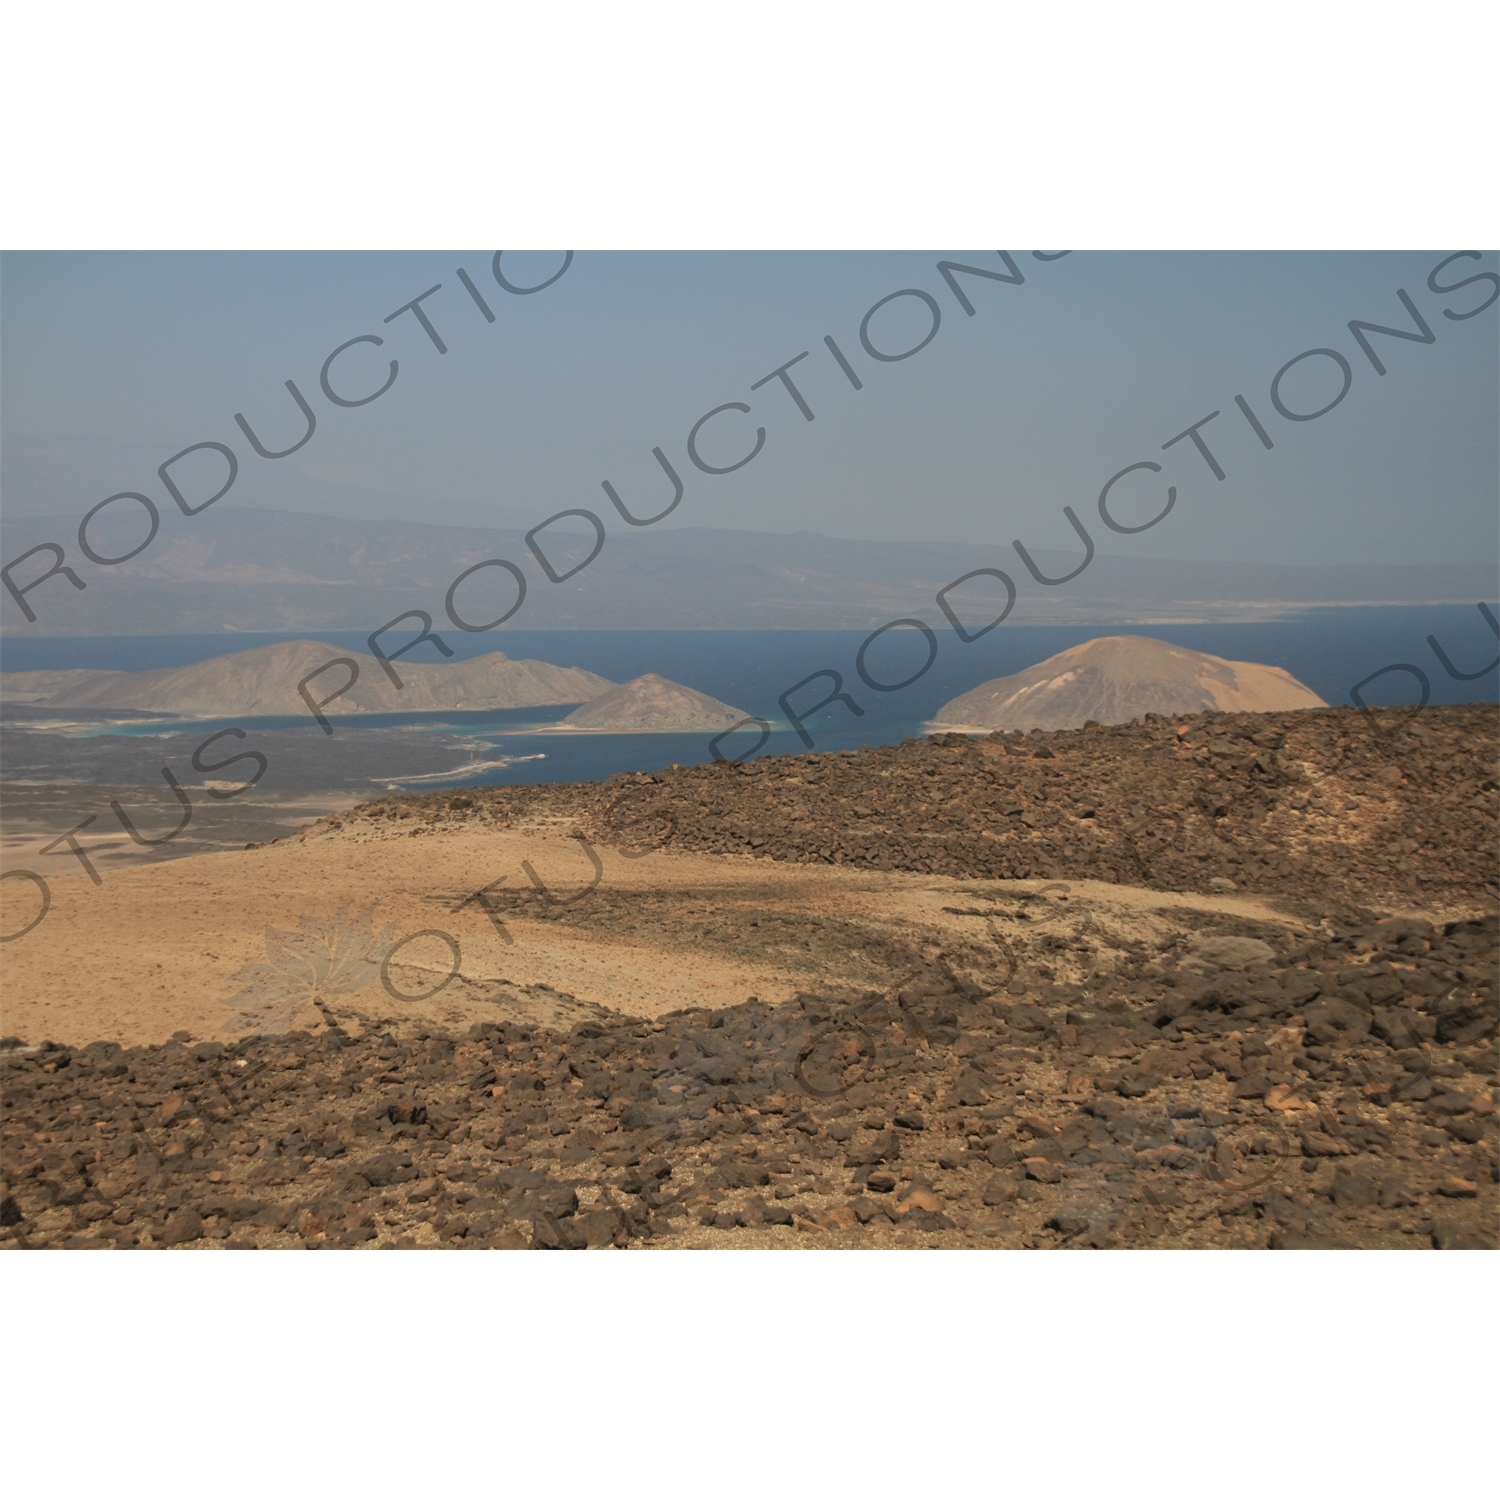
{"left": 3, "top": 251, "right": 1496, "bottom": 578}
{"left": 7, "top": 497, "right": 1498, "bottom": 568}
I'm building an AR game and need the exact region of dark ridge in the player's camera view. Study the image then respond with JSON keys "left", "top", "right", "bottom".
{"left": 320, "top": 704, "right": 1499, "bottom": 909}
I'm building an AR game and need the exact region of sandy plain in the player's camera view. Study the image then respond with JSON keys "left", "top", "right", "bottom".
{"left": 1, "top": 806, "right": 1346, "bottom": 1052}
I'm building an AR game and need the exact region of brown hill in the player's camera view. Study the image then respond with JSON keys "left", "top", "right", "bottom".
{"left": 562, "top": 673, "right": 748, "bottom": 732}
{"left": 932, "top": 636, "right": 1326, "bottom": 732}
{"left": 252, "top": 702, "right": 1494, "bottom": 912}
{"left": 1, "top": 640, "right": 614, "bottom": 719}
{"left": 541, "top": 703, "right": 1495, "bottom": 908}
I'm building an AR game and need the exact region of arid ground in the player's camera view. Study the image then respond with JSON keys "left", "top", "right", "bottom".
{"left": 2, "top": 705, "right": 1495, "bottom": 1249}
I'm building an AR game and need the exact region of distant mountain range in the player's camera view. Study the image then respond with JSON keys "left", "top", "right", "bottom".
{"left": 0, "top": 639, "right": 758, "bottom": 732}
{"left": 0, "top": 640, "right": 613, "bottom": 719}
{"left": 3, "top": 506, "right": 1495, "bottom": 636}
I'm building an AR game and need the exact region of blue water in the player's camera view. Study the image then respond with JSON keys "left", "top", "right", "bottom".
{"left": 4, "top": 606, "right": 1494, "bottom": 790}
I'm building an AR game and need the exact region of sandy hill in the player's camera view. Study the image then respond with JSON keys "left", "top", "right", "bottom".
{"left": 1, "top": 639, "right": 614, "bottom": 719}
{"left": 562, "top": 673, "right": 748, "bottom": 732}
{"left": 932, "top": 635, "right": 1326, "bottom": 732}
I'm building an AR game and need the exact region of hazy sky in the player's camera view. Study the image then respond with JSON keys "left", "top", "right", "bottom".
{"left": 2, "top": 250, "right": 1495, "bottom": 566}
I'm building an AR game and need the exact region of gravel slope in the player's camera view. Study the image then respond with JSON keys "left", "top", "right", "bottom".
{"left": 2, "top": 909, "right": 1493, "bottom": 1250}
{"left": 351, "top": 704, "right": 1497, "bottom": 910}
{"left": 3, "top": 703, "right": 1494, "bottom": 1251}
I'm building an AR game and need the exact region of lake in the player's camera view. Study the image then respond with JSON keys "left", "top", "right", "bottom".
{"left": 2, "top": 606, "right": 1495, "bottom": 793}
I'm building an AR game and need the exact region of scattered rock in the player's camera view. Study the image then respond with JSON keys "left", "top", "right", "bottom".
{"left": 1435, "top": 1177, "right": 1479, "bottom": 1198}
{"left": 1431, "top": 1221, "right": 1489, "bottom": 1250}
{"left": 530, "top": 1213, "right": 587, "bottom": 1250}
{"left": 982, "top": 1174, "right": 1019, "bottom": 1206}
{"left": 1269, "top": 1230, "right": 1345, "bottom": 1249}
{"left": 895, "top": 1187, "right": 943, "bottom": 1216}
{"left": 1331, "top": 1172, "right": 1378, "bottom": 1209}
{"left": 160, "top": 1208, "right": 203, "bottom": 1246}
{"left": 1184, "top": 936, "right": 1275, "bottom": 971}
{"left": 1, "top": 756, "right": 1493, "bottom": 1254}
{"left": 1301, "top": 1132, "right": 1353, "bottom": 1157}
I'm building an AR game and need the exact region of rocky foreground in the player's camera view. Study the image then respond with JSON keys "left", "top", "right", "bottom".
{"left": 1, "top": 703, "right": 1494, "bottom": 1250}
{"left": 1, "top": 910, "right": 1494, "bottom": 1250}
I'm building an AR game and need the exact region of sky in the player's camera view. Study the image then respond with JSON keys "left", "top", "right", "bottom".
{"left": 2, "top": 250, "right": 1496, "bottom": 568}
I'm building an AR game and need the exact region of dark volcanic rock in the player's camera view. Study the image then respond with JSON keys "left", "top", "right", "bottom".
{"left": 1, "top": 706, "right": 1495, "bottom": 1254}
{"left": 522, "top": 704, "right": 1499, "bottom": 907}
{"left": 159, "top": 1208, "right": 203, "bottom": 1246}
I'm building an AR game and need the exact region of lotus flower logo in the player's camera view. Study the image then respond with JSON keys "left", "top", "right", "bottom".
{"left": 221, "top": 903, "right": 399, "bottom": 1034}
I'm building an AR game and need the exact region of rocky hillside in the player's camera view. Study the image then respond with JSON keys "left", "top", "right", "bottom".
{"left": 342, "top": 704, "right": 1497, "bottom": 912}
{"left": 2, "top": 700, "right": 1493, "bottom": 1251}
{"left": 1, "top": 908, "right": 1492, "bottom": 1249}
